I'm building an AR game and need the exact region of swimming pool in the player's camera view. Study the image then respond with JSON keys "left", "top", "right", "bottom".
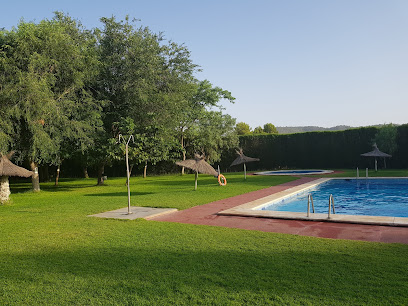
{"left": 256, "top": 169, "right": 334, "bottom": 175}
{"left": 259, "top": 178, "right": 408, "bottom": 218}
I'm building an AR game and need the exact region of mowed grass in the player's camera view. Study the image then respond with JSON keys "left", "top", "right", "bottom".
{"left": 1, "top": 172, "right": 408, "bottom": 305}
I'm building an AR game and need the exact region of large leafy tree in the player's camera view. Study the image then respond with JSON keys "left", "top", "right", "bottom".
{"left": 263, "top": 123, "right": 278, "bottom": 134}
{"left": 235, "top": 122, "right": 251, "bottom": 135}
{"left": 176, "top": 80, "right": 236, "bottom": 174}
{"left": 0, "top": 14, "right": 103, "bottom": 190}
{"left": 90, "top": 16, "right": 198, "bottom": 184}
{"left": 192, "top": 111, "right": 237, "bottom": 163}
{"left": 1, "top": 14, "right": 238, "bottom": 186}
{"left": 253, "top": 126, "right": 264, "bottom": 134}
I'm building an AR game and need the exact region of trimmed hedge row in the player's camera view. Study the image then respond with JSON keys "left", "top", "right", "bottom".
{"left": 220, "top": 125, "right": 408, "bottom": 171}
{"left": 394, "top": 124, "right": 408, "bottom": 168}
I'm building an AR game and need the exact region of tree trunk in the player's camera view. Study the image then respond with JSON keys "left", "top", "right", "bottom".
{"left": 55, "top": 163, "right": 61, "bottom": 186}
{"left": 194, "top": 172, "right": 198, "bottom": 190}
{"left": 30, "top": 161, "right": 40, "bottom": 192}
{"left": 182, "top": 151, "right": 186, "bottom": 175}
{"left": 143, "top": 161, "right": 147, "bottom": 178}
{"left": 0, "top": 176, "right": 11, "bottom": 203}
{"left": 83, "top": 167, "right": 89, "bottom": 178}
{"left": 181, "top": 134, "right": 185, "bottom": 175}
{"left": 97, "top": 164, "right": 105, "bottom": 185}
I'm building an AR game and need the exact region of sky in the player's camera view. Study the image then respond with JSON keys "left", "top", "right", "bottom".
{"left": 2, "top": 0, "right": 408, "bottom": 128}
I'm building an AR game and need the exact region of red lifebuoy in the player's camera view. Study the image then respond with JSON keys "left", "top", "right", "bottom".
{"left": 218, "top": 174, "right": 227, "bottom": 186}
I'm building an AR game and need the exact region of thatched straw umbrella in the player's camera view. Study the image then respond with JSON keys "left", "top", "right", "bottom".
{"left": 0, "top": 154, "right": 33, "bottom": 203}
{"left": 176, "top": 154, "right": 218, "bottom": 190}
{"left": 361, "top": 143, "right": 392, "bottom": 171}
{"left": 230, "top": 149, "right": 260, "bottom": 179}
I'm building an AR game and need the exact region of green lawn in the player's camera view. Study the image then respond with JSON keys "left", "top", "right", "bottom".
{"left": 1, "top": 172, "right": 408, "bottom": 305}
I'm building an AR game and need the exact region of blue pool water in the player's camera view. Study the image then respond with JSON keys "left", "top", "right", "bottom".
{"left": 260, "top": 179, "right": 408, "bottom": 217}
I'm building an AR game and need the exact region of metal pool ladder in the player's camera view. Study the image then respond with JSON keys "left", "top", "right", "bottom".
{"left": 328, "top": 194, "right": 335, "bottom": 219}
{"left": 307, "top": 194, "right": 315, "bottom": 217}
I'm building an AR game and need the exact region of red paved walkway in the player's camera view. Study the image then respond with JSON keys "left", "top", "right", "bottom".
{"left": 151, "top": 177, "right": 408, "bottom": 244}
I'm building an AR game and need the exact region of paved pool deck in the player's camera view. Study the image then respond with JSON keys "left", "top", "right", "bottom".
{"left": 150, "top": 177, "right": 408, "bottom": 244}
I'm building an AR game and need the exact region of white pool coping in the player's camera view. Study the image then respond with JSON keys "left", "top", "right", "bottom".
{"left": 218, "top": 177, "right": 408, "bottom": 227}
{"left": 256, "top": 169, "right": 334, "bottom": 175}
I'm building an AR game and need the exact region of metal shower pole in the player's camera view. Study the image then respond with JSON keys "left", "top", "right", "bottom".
{"left": 118, "top": 134, "right": 134, "bottom": 214}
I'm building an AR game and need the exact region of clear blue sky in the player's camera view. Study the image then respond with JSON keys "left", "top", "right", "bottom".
{"left": 2, "top": 0, "right": 408, "bottom": 128}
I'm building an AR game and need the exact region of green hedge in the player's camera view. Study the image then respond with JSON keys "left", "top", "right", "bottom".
{"left": 221, "top": 125, "right": 408, "bottom": 170}
{"left": 394, "top": 124, "right": 408, "bottom": 168}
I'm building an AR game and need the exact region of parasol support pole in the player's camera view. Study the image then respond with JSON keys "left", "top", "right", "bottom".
{"left": 366, "top": 168, "right": 368, "bottom": 178}
{"left": 244, "top": 163, "right": 247, "bottom": 180}
{"left": 375, "top": 158, "right": 378, "bottom": 172}
{"left": 195, "top": 172, "right": 198, "bottom": 190}
{"left": 356, "top": 167, "right": 359, "bottom": 179}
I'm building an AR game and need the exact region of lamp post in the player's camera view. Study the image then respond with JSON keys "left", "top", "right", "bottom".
{"left": 118, "top": 134, "right": 134, "bottom": 214}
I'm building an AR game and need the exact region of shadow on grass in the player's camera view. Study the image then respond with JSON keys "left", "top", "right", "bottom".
{"left": 84, "top": 191, "right": 154, "bottom": 197}
{"left": 144, "top": 175, "right": 294, "bottom": 188}
{"left": 10, "top": 181, "right": 97, "bottom": 192}
{"left": 1, "top": 242, "right": 406, "bottom": 304}
{"left": 9, "top": 185, "right": 91, "bottom": 194}
{"left": 9, "top": 179, "right": 109, "bottom": 194}
{"left": 146, "top": 177, "right": 219, "bottom": 187}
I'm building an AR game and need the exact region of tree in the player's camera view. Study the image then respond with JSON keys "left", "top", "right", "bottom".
{"left": 192, "top": 111, "right": 238, "bottom": 164}
{"left": 0, "top": 34, "right": 14, "bottom": 155}
{"left": 0, "top": 14, "right": 103, "bottom": 190}
{"left": 176, "top": 80, "right": 236, "bottom": 173}
{"left": 1, "top": 14, "right": 238, "bottom": 185}
{"left": 263, "top": 123, "right": 278, "bottom": 134}
{"left": 253, "top": 126, "right": 264, "bottom": 134}
{"left": 112, "top": 117, "right": 178, "bottom": 179}
{"left": 235, "top": 122, "right": 251, "bottom": 135}
{"left": 92, "top": 16, "right": 199, "bottom": 183}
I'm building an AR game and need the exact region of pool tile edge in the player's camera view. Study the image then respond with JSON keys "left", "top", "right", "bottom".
{"left": 217, "top": 177, "right": 408, "bottom": 227}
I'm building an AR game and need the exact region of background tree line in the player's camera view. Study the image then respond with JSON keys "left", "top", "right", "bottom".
{"left": 235, "top": 122, "right": 278, "bottom": 135}
{"left": 0, "top": 13, "right": 238, "bottom": 190}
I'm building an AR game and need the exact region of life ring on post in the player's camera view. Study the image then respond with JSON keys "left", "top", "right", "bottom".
{"left": 218, "top": 174, "right": 227, "bottom": 186}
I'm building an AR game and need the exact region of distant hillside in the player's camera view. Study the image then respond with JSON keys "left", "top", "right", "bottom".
{"left": 276, "top": 125, "right": 353, "bottom": 134}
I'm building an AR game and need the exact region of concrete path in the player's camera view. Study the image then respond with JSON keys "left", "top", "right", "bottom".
{"left": 90, "top": 206, "right": 177, "bottom": 220}
{"left": 150, "top": 177, "right": 408, "bottom": 244}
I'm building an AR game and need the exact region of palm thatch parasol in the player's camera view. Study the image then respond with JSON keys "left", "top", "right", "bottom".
{"left": 176, "top": 154, "right": 218, "bottom": 190}
{"left": 0, "top": 154, "right": 33, "bottom": 203}
{"left": 361, "top": 143, "right": 392, "bottom": 171}
{"left": 230, "top": 148, "right": 260, "bottom": 179}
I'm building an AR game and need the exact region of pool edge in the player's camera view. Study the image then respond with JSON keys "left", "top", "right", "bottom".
{"left": 217, "top": 177, "right": 408, "bottom": 227}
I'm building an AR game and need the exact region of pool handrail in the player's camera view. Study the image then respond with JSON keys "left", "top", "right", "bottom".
{"left": 307, "top": 194, "right": 315, "bottom": 217}
{"left": 328, "top": 194, "right": 335, "bottom": 218}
